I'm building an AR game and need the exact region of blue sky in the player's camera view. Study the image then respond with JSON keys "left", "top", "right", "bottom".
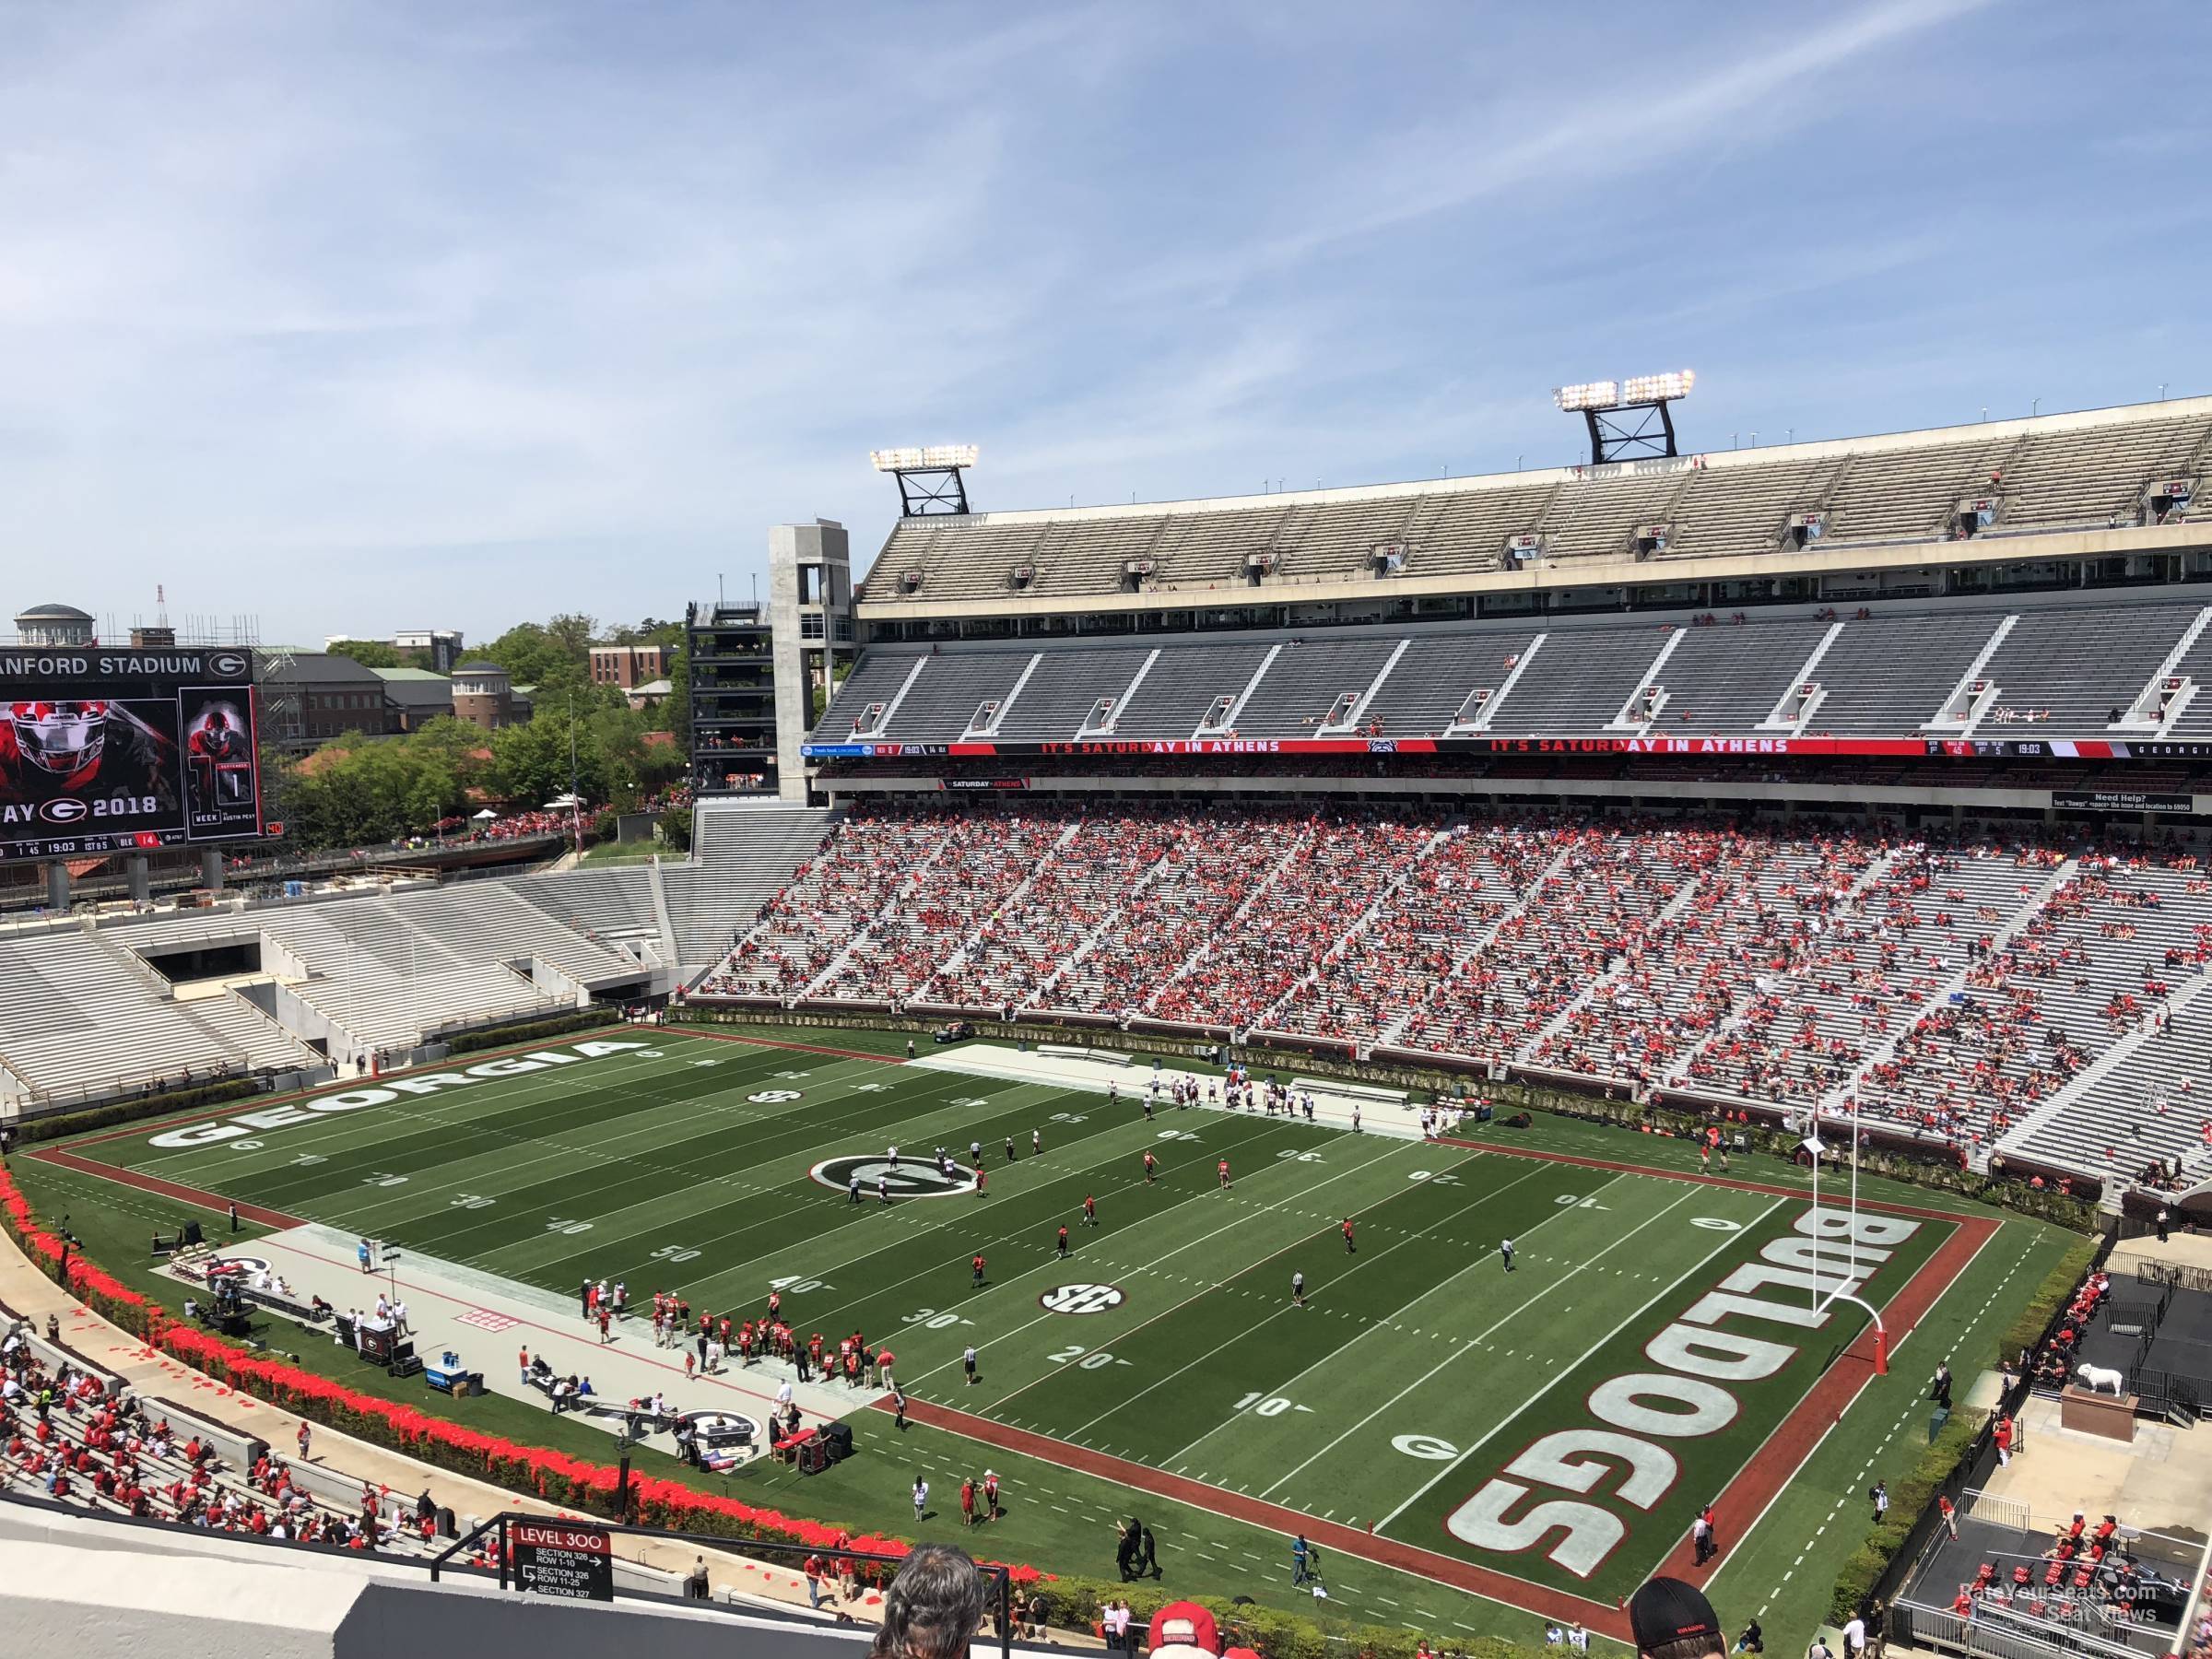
{"left": 4, "top": 0, "right": 2208, "bottom": 645}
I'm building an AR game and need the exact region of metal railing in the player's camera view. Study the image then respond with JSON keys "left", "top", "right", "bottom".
{"left": 433, "top": 1513, "right": 1012, "bottom": 1657}
{"left": 1896, "top": 1598, "right": 2160, "bottom": 1659}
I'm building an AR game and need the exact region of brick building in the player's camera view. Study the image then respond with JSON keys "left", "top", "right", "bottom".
{"left": 589, "top": 643, "right": 667, "bottom": 689}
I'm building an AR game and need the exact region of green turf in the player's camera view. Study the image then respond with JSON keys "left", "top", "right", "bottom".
{"left": 23, "top": 1021, "right": 2079, "bottom": 1647}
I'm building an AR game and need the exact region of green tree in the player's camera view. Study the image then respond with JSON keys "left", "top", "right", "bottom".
{"left": 272, "top": 717, "right": 489, "bottom": 852}
{"left": 545, "top": 612, "right": 598, "bottom": 656}
{"left": 325, "top": 640, "right": 404, "bottom": 668}
{"left": 489, "top": 708, "right": 608, "bottom": 808}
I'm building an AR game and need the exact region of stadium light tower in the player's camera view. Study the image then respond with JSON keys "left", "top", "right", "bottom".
{"left": 1552, "top": 371, "right": 1696, "bottom": 465}
{"left": 870, "top": 444, "right": 981, "bottom": 517}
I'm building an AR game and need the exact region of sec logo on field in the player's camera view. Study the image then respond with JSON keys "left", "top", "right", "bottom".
{"left": 808, "top": 1155, "right": 977, "bottom": 1200}
{"left": 1038, "top": 1283, "right": 1125, "bottom": 1315}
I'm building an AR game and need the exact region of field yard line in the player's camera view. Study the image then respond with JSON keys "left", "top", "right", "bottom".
{"left": 901, "top": 1135, "right": 1430, "bottom": 1394}
{"left": 651, "top": 1106, "right": 1304, "bottom": 1319}
{"left": 281, "top": 1052, "right": 1056, "bottom": 1245}
{"left": 1059, "top": 1147, "right": 1522, "bottom": 1442}
{"left": 386, "top": 1065, "right": 1047, "bottom": 1254}
{"left": 261, "top": 1046, "right": 914, "bottom": 1205}
{"left": 1161, "top": 1168, "right": 1618, "bottom": 1472}
{"left": 1372, "top": 1191, "right": 1783, "bottom": 1534}
{"left": 123, "top": 1030, "right": 772, "bottom": 1171}
{"left": 145, "top": 1036, "right": 840, "bottom": 1200}
{"left": 1243, "top": 1175, "right": 1650, "bottom": 1494}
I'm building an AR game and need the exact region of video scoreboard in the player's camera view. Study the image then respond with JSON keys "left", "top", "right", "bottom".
{"left": 0, "top": 646, "right": 265, "bottom": 864}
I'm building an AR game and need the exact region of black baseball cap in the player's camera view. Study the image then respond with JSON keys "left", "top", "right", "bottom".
{"left": 1630, "top": 1577, "right": 1722, "bottom": 1653}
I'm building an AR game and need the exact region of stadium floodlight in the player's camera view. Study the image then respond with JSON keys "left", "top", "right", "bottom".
{"left": 1557, "top": 371, "right": 1697, "bottom": 464}
{"left": 1552, "top": 381, "right": 1620, "bottom": 412}
{"left": 869, "top": 444, "right": 980, "bottom": 473}
{"left": 873, "top": 444, "right": 980, "bottom": 516}
{"left": 1620, "top": 370, "right": 1697, "bottom": 404}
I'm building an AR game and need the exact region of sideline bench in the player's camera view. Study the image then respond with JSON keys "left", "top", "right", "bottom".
{"left": 1293, "top": 1076, "right": 1406, "bottom": 1106}
{"left": 1039, "top": 1044, "right": 1132, "bottom": 1066}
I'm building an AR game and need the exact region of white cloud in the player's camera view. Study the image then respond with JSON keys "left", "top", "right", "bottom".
{"left": 0, "top": 0, "right": 2202, "bottom": 640}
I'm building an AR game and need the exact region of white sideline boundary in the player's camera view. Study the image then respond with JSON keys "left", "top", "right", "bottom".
{"left": 910, "top": 1043, "right": 1430, "bottom": 1141}
{"left": 166, "top": 1221, "right": 873, "bottom": 1446}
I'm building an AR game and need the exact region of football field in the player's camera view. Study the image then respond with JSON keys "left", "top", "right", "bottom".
{"left": 32, "top": 1021, "right": 2061, "bottom": 1636}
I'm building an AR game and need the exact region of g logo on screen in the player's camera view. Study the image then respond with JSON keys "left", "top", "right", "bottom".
{"left": 40, "top": 799, "right": 88, "bottom": 824}
{"left": 209, "top": 653, "right": 249, "bottom": 677}
{"left": 808, "top": 1156, "right": 977, "bottom": 1200}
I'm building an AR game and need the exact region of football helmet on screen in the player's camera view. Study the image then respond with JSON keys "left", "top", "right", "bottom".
{"left": 7, "top": 700, "right": 110, "bottom": 774}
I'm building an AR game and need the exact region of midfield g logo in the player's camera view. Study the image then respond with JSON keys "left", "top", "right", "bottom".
{"left": 808, "top": 1155, "right": 978, "bottom": 1200}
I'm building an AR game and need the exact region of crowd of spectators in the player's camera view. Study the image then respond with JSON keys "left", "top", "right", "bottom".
{"left": 1, "top": 1317, "right": 422, "bottom": 1550}
{"left": 1949, "top": 1505, "right": 2183, "bottom": 1638}
{"left": 2021, "top": 1270, "right": 2113, "bottom": 1393}
{"left": 691, "top": 804, "right": 2212, "bottom": 1178}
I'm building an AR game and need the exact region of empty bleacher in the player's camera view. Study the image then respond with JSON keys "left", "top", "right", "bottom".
{"left": 1487, "top": 626, "right": 1671, "bottom": 735}
{"left": 512, "top": 865, "right": 658, "bottom": 938}
{"left": 386, "top": 882, "right": 640, "bottom": 988}
{"left": 665, "top": 806, "right": 837, "bottom": 969}
{"left": 1968, "top": 606, "right": 2196, "bottom": 731}
{"left": 863, "top": 398, "right": 2212, "bottom": 606}
{"left": 179, "top": 991, "right": 323, "bottom": 1072}
{"left": 884, "top": 653, "right": 1028, "bottom": 738}
{"left": 1359, "top": 631, "right": 1540, "bottom": 735}
{"left": 1641, "top": 618, "right": 1834, "bottom": 734}
{"left": 1231, "top": 638, "right": 1400, "bottom": 734}
{"left": 1796, "top": 610, "right": 2003, "bottom": 735}
{"left": 993, "top": 648, "right": 1159, "bottom": 740}
{"left": 1405, "top": 481, "right": 1555, "bottom": 579}
{"left": 297, "top": 962, "right": 562, "bottom": 1052}
{"left": 1997, "top": 412, "right": 2212, "bottom": 532}
{"left": 814, "top": 596, "right": 2212, "bottom": 747}
{"left": 1665, "top": 452, "right": 1846, "bottom": 560}
{"left": 1107, "top": 642, "right": 1271, "bottom": 737}
{"left": 0, "top": 931, "right": 245, "bottom": 1101}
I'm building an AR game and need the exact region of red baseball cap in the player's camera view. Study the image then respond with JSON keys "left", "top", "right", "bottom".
{"left": 1148, "top": 1600, "right": 1220, "bottom": 1655}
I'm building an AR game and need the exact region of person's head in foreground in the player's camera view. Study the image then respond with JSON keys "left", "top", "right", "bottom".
{"left": 1630, "top": 1576, "right": 1726, "bottom": 1659}
{"left": 1149, "top": 1599, "right": 1221, "bottom": 1659}
{"left": 874, "top": 1542, "right": 987, "bottom": 1659}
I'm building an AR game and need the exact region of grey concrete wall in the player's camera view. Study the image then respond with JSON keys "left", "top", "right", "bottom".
{"left": 770, "top": 520, "right": 853, "bottom": 805}
{"left": 0, "top": 1518, "right": 886, "bottom": 1659}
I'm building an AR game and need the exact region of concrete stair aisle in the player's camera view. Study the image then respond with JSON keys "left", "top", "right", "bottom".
{"left": 1139, "top": 829, "right": 1314, "bottom": 1018}
{"left": 1248, "top": 828, "right": 1456, "bottom": 1039}
{"left": 1822, "top": 857, "right": 2079, "bottom": 1114}
{"left": 913, "top": 818, "right": 1085, "bottom": 1003}
{"left": 1665, "top": 848, "right": 1903, "bottom": 1087}
{"left": 1376, "top": 844, "right": 1572, "bottom": 1050}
